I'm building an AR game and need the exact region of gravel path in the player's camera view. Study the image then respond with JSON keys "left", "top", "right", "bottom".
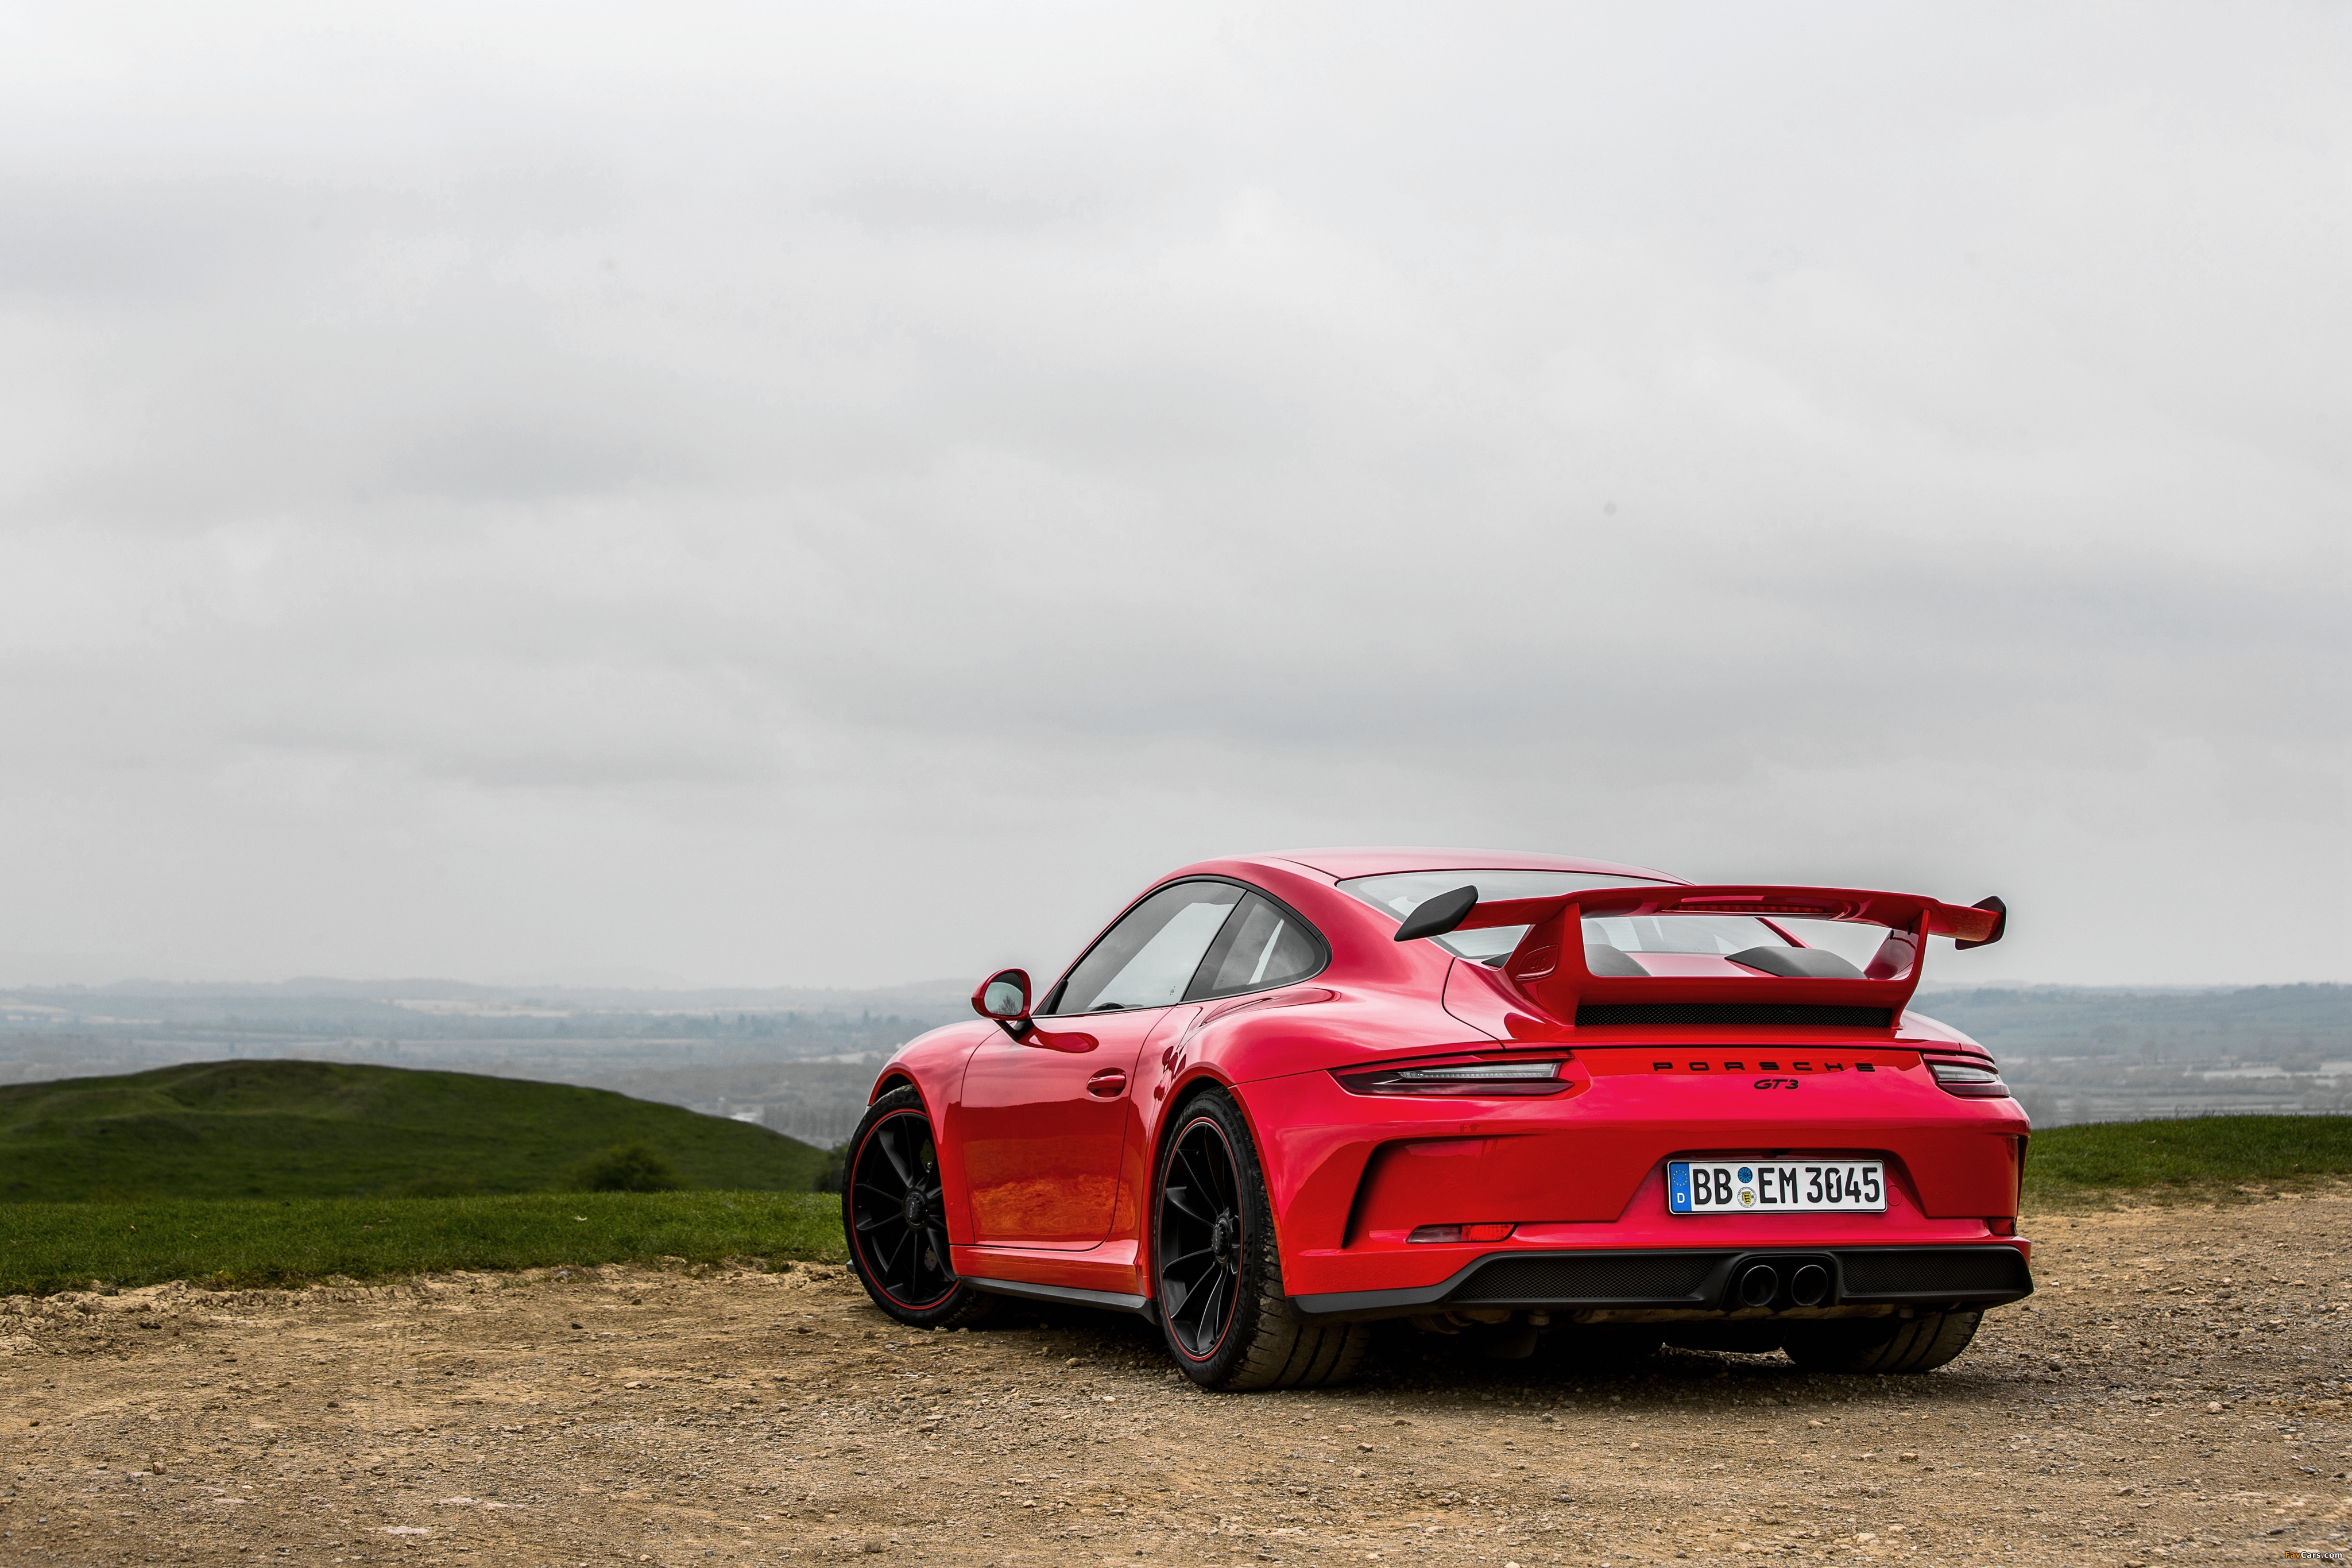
{"left": 5, "top": 1193, "right": 2349, "bottom": 1566}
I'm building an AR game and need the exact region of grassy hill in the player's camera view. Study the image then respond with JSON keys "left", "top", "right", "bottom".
{"left": 0, "top": 1059, "right": 827, "bottom": 1202}
{"left": 2022, "top": 1113, "right": 2352, "bottom": 1204}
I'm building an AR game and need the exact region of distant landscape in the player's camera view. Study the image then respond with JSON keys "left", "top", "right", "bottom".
{"left": 0, "top": 977, "right": 969, "bottom": 1147}
{"left": 1, "top": 977, "right": 2345, "bottom": 1142}
{"left": 1916, "top": 983, "right": 2349, "bottom": 1126}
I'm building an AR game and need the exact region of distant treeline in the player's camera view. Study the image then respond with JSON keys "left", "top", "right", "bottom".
{"left": 1919, "top": 984, "right": 2347, "bottom": 1062}
{"left": 0, "top": 1002, "right": 960, "bottom": 1046}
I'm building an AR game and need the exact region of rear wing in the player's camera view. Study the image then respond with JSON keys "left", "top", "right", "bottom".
{"left": 1395, "top": 883, "right": 2007, "bottom": 1028}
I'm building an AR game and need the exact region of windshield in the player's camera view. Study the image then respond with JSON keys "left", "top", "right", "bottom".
{"left": 1336, "top": 869, "right": 1792, "bottom": 965}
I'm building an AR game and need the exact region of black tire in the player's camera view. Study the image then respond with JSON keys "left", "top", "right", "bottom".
{"left": 1151, "top": 1089, "right": 1371, "bottom": 1391}
{"left": 843, "top": 1087, "right": 996, "bottom": 1330}
{"left": 1782, "top": 1309, "right": 1981, "bottom": 1374}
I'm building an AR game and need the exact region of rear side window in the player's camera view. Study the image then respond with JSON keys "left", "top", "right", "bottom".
{"left": 1185, "top": 892, "right": 1322, "bottom": 1001}
{"left": 1048, "top": 881, "right": 1243, "bottom": 1013}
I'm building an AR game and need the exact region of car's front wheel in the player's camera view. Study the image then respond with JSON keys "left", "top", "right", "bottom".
{"left": 1782, "top": 1308, "right": 1981, "bottom": 1373}
{"left": 842, "top": 1087, "right": 996, "bottom": 1329}
{"left": 1151, "top": 1089, "right": 1370, "bottom": 1391}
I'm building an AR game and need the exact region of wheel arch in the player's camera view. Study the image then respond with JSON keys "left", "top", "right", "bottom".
{"left": 869, "top": 1069, "right": 921, "bottom": 1105}
{"left": 1151, "top": 1067, "right": 1250, "bottom": 1183}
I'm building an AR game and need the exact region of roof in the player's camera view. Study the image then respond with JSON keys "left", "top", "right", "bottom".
{"left": 1252, "top": 847, "right": 1685, "bottom": 883}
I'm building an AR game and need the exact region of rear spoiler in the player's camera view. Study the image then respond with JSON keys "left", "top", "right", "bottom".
{"left": 1394, "top": 883, "right": 2007, "bottom": 1027}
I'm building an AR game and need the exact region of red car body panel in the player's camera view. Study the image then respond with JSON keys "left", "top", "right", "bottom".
{"left": 868, "top": 850, "right": 2031, "bottom": 1318}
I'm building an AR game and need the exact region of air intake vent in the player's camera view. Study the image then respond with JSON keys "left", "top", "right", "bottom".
{"left": 1576, "top": 1002, "right": 1894, "bottom": 1028}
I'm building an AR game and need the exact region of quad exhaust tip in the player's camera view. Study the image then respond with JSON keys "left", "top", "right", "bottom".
{"left": 1790, "top": 1262, "right": 1831, "bottom": 1307}
{"left": 1735, "top": 1259, "right": 1832, "bottom": 1309}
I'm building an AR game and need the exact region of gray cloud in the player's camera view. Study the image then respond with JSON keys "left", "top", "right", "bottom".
{"left": 0, "top": 1, "right": 2342, "bottom": 989}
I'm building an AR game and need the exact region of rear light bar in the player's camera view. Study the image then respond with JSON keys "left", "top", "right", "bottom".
{"left": 1335, "top": 1058, "right": 1572, "bottom": 1097}
{"left": 1928, "top": 1060, "right": 2010, "bottom": 1098}
{"left": 1408, "top": 1222, "right": 1517, "bottom": 1244}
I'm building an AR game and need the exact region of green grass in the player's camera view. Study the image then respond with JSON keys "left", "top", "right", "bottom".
{"left": 0, "top": 1059, "right": 825, "bottom": 1202}
{"left": 2024, "top": 1114, "right": 2352, "bottom": 1206}
{"left": 0, "top": 1189, "right": 846, "bottom": 1296}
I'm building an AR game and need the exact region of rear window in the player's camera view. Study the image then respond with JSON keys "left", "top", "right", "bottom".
{"left": 1337, "top": 869, "right": 1790, "bottom": 965}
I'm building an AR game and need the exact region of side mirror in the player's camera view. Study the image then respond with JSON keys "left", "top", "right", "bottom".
{"left": 972, "top": 968, "right": 1034, "bottom": 1040}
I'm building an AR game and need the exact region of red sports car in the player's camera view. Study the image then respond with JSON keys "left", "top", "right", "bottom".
{"left": 842, "top": 849, "right": 2031, "bottom": 1390}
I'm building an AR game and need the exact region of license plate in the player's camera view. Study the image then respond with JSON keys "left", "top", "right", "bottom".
{"left": 1668, "top": 1160, "right": 1886, "bottom": 1214}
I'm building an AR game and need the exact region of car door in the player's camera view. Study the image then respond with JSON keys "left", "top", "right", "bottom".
{"left": 959, "top": 880, "right": 1244, "bottom": 1249}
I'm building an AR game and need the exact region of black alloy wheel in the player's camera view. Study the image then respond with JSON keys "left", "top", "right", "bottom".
{"left": 1148, "top": 1089, "right": 1372, "bottom": 1390}
{"left": 1156, "top": 1114, "right": 1244, "bottom": 1360}
{"left": 843, "top": 1087, "right": 995, "bottom": 1328}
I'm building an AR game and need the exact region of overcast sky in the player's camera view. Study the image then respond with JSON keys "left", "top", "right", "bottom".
{"left": 0, "top": 2, "right": 2343, "bottom": 991}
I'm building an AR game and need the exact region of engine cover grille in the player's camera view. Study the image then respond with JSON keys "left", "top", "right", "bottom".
{"left": 1575, "top": 1002, "right": 1895, "bottom": 1028}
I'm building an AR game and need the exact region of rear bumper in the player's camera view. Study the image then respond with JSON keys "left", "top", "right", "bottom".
{"left": 1236, "top": 1054, "right": 2030, "bottom": 1300}
{"left": 1293, "top": 1242, "right": 2033, "bottom": 1323}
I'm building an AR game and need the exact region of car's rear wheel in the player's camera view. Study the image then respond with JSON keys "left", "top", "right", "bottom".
{"left": 1782, "top": 1308, "right": 1981, "bottom": 1374}
{"left": 844, "top": 1087, "right": 996, "bottom": 1329}
{"left": 1152, "top": 1089, "right": 1371, "bottom": 1391}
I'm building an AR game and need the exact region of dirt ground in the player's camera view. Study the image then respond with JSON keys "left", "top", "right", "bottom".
{"left": 5, "top": 1195, "right": 2350, "bottom": 1568}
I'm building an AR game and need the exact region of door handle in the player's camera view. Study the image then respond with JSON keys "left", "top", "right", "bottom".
{"left": 1085, "top": 1070, "right": 1128, "bottom": 1098}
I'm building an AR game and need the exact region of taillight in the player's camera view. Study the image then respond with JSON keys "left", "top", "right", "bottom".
{"left": 1408, "top": 1223, "right": 1517, "bottom": 1244}
{"left": 1987, "top": 1217, "right": 2017, "bottom": 1236}
{"left": 1336, "top": 1058, "right": 1571, "bottom": 1097}
{"left": 1928, "top": 1060, "right": 2010, "bottom": 1098}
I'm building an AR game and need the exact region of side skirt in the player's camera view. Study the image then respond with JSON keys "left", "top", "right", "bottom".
{"left": 966, "top": 1276, "right": 1158, "bottom": 1321}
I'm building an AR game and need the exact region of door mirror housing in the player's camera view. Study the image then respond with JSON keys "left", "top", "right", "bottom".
{"left": 972, "top": 968, "right": 1034, "bottom": 1040}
